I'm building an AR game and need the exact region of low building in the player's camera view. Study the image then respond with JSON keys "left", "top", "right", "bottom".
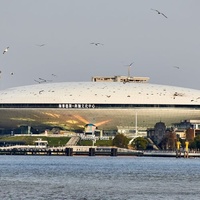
{"left": 92, "top": 75, "right": 149, "bottom": 83}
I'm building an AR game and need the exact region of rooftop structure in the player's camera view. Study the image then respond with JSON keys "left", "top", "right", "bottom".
{"left": 91, "top": 76, "right": 149, "bottom": 83}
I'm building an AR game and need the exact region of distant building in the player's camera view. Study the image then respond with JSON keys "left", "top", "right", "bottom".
{"left": 147, "top": 122, "right": 167, "bottom": 145}
{"left": 185, "top": 128, "right": 200, "bottom": 141}
{"left": 154, "top": 122, "right": 166, "bottom": 144}
{"left": 148, "top": 120, "right": 200, "bottom": 149}
{"left": 174, "top": 120, "right": 200, "bottom": 140}
{"left": 173, "top": 120, "right": 200, "bottom": 130}
{"left": 186, "top": 128, "right": 195, "bottom": 142}
{"left": 175, "top": 130, "right": 186, "bottom": 139}
{"left": 147, "top": 121, "right": 177, "bottom": 149}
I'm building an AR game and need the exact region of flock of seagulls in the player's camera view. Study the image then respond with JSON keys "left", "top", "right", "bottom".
{"left": 1, "top": 7, "right": 169, "bottom": 88}
{"left": 89, "top": 9, "right": 167, "bottom": 50}
{"left": 1, "top": 43, "right": 57, "bottom": 84}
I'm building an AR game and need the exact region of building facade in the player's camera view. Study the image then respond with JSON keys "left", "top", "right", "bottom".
{"left": 0, "top": 79, "right": 200, "bottom": 135}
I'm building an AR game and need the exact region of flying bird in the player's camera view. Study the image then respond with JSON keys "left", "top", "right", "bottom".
{"left": 38, "top": 77, "right": 52, "bottom": 82}
{"left": 128, "top": 62, "right": 134, "bottom": 67}
{"left": 34, "top": 77, "right": 52, "bottom": 84}
{"left": 173, "top": 66, "right": 180, "bottom": 69}
{"left": 39, "top": 90, "right": 44, "bottom": 94}
{"left": 36, "top": 44, "right": 46, "bottom": 47}
{"left": 34, "top": 79, "right": 43, "bottom": 84}
{"left": 124, "top": 62, "right": 134, "bottom": 67}
{"left": 90, "top": 42, "right": 104, "bottom": 46}
{"left": 151, "top": 9, "right": 168, "bottom": 18}
{"left": 3, "top": 47, "right": 9, "bottom": 54}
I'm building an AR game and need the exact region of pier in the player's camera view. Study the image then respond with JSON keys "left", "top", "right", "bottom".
{"left": 1, "top": 145, "right": 200, "bottom": 157}
{"left": 0, "top": 146, "right": 142, "bottom": 156}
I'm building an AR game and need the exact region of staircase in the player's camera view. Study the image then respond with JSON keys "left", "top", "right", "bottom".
{"left": 66, "top": 136, "right": 80, "bottom": 146}
{"left": 146, "top": 137, "right": 159, "bottom": 150}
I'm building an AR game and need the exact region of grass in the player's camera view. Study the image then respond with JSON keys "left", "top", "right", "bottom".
{"left": 0, "top": 136, "right": 114, "bottom": 147}
{"left": 78, "top": 139, "right": 113, "bottom": 146}
{"left": 0, "top": 136, "right": 70, "bottom": 147}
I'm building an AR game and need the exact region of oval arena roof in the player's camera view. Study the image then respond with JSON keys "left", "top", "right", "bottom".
{"left": 0, "top": 82, "right": 200, "bottom": 105}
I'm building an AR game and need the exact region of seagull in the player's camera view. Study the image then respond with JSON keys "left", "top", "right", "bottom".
{"left": 38, "top": 77, "right": 52, "bottom": 83}
{"left": 3, "top": 47, "right": 9, "bottom": 54}
{"left": 124, "top": 62, "right": 134, "bottom": 67}
{"left": 51, "top": 73, "right": 57, "bottom": 77}
{"left": 34, "top": 78, "right": 51, "bottom": 84}
{"left": 39, "top": 90, "right": 44, "bottom": 94}
{"left": 151, "top": 9, "right": 168, "bottom": 18}
{"left": 90, "top": 42, "right": 104, "bottom": 46}
{"left": 34, "top": 79, "right": 43, "bottom": 84}
{"left": 173, "top": 66, "right": 180, "bottom": 69}
{"left": 128, "top": 62, "right": 134, "bottom": 67}
{"left": 36, "top": 44, "right": 46, "bottom": 47}
{"left": 10, "top": 72, "right": 14, "bottom": 75}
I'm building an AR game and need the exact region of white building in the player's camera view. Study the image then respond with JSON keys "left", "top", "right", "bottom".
{"left": 0, "top": 77, "right": 200, "bottom": 136}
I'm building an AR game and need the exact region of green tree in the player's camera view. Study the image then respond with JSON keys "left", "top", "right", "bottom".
{"left": 189, "top": 141, "right": 196, "bottom": 150}
{"left": 195, "top": 136, "right": 200, "bottom": 149}
{"left": 188, "top": 135, "right": 200, "bottom": 150}
{"left": 132, "top": 137, "right": 148, "bottom": 150}
{"left": 112, "top": 133, "right": 129, "bottom": 148}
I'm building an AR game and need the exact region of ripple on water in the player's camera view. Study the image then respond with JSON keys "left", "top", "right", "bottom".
{"left": 0, "top": 156, "right": 200, "bottom": 200}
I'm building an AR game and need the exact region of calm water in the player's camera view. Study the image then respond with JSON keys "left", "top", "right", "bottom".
{"left": 0, "top": 156, "right": 200, "bottom": 200}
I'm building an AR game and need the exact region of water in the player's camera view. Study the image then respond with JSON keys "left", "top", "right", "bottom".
{"left": 0, "top": 156, "right": 200, "bottom": 200}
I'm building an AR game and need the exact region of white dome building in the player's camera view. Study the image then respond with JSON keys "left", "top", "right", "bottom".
{"left": 0, "top": 77, "right": 200, "bottom": 135}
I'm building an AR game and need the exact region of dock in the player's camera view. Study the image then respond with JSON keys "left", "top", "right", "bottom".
{"left": 0, "top": 146, "right": 142, "bottom": 156}
{"left": 0, "top": 146, "right": 200, "bottom": 157}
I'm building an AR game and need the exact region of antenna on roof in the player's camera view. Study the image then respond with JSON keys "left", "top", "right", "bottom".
{"left": 127, "top": 62, "right": 134, "bottom": 79}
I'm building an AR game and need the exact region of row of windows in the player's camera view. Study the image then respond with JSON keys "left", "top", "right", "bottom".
{"left": 0, "top": 103, "right": 200, "bottom": 109}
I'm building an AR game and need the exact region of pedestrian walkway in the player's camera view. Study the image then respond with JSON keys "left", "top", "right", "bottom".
{"left": 66, "top": 136, "right": 80, "bottom": 146}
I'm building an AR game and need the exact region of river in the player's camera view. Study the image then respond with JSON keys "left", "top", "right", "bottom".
{"left": 0, "top": 156, "right": 199, "bottom": 200}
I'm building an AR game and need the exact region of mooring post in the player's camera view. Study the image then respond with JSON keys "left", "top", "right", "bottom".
{"left": 111, "top": 148, "right": 117, "bottom": 156}
{"left": 47, "top": 149, "right": 52, "bottom": 156}
{"left": 89, "top": 148, "right": 95, "bottom": 156}
{"left": 65, "top": 148, "right": 73, "bottom": 156}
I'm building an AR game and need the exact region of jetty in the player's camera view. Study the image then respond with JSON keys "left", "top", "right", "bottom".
{"left": 0, "top": 145, "right": 142, "bottom": 156}
{"left": 0, "top": 145, "right": 200, "bottom": 157}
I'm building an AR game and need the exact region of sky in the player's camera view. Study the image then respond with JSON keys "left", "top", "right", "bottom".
{"left": 1, "top": 0, "right": 200, "bottom": 90}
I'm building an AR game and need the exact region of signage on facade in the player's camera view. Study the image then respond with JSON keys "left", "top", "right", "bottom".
{"left": 59, "top": 104, "right": 95, "bottom": 109}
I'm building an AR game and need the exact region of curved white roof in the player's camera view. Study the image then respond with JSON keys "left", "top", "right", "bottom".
{"left": 0, "top": 82, "right": 200, "bottom": 105}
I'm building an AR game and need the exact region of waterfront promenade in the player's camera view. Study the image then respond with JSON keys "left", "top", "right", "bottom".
{"left": 143, "top": 150, "right": 200, "bottom": 157}
{"left": 0, "top": 145, "right": 200, "bottom": 157}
